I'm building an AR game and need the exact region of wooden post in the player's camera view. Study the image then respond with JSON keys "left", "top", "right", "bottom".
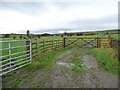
{"left": 52, "top": 40, "right": 53, "bottom": 52}
{"left": 97, "top": 37, "right": 98, "bottom": 48}
{"left": 97, "top": 36, "right": 101, "bottom": 48}
{"left": 27, "top": 30, "right": 30, "bottom": 38}
{"left": 36, "top": 40, "right": 38, "bottom": 55}
{"left": 109, "top": 38, "right": 112, "bottom": 48}
{"left": 55, "top": 40, "right": 57, "bottom": 49}
{"left": 26, "top": 30, "right": 30, "bottom": 59}
{"left": 63, "top": 38, "right": 66, "bottom": 48}
{"left": 57, "top": 39, "right": 59, "bottom": 48}
{"left": 43, "top": 40, "right": 44, "bottom": 52}
{"left": 108, "top": 32, "right": 111, "bottom": 39}
{"left": 58, "top": 39, "right": 59, "bottom": 48}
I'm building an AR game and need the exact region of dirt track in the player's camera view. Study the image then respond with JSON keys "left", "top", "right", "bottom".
{"left": 2, "top": 47, "right": 118, "bottom": 88}
{"left": 50, "top": 47, "right": 118, "bottom": 88}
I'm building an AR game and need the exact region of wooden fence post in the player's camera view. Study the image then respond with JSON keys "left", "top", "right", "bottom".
{"left": 27, "top": 30, "right": 30, "bottom": 38}
{"left": 43, "top": 40, "right": 45, "bottom": 52}
{"left": 108, "top": 32, "right": 112, "bottom": 48}
{"left": 108, "top": 32, "right": 111, "bottom": 40}
{"left": 58, "top": 39, "right": 60, "bottom": 48}
{"left": 56, "top": 40, "right": 57, "bottom": 50}
{"left": 63, "top": 38, "right": 66, "bottom": 48}
{"left": 36, "top": 39, "right": 38, "bottom": 55}
{"left": 52, "top": 40, "right": 53, "bottom": 52}
{"left": 109, "top": 38, "right": 112, "bottom": 48}
{"left": 97, "top": 36, "right": 101, "bottom": 48}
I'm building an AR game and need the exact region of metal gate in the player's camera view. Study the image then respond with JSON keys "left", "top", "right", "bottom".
{"left": 0, "top": 39, "right": 32, "bottom": 76}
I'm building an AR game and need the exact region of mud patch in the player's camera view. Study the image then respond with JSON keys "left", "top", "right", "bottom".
{"left": 81, "top": 54, "right": 118, "bottom": 88}
{"left": 56, "top": 62, "right": 75, "bottom": 68}
{"left": 82, "top": 55, "right": 98, "bottom": 69}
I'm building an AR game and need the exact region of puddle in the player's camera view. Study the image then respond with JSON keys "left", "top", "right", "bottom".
{"left": 56, "top": 62, "right": 75, "bottom": 68}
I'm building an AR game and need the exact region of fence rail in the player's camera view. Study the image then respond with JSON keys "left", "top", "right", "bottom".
{"left": 31, "top": 39, "right": 63, "bottom": 56}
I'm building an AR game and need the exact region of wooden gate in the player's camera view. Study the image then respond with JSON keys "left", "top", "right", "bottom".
{"left": 64, "top": 37, "right": 98, "bottom": 48}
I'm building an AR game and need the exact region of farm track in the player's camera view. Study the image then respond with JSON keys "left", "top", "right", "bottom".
{"left": 50, "top": 47, "right": 118, "bottom": 88}
{"left": 2, "top": 47, "right": 118, "bottom": 88}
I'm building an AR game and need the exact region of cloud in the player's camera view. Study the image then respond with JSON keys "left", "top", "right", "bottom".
{"left": 0, "top": 0, "right": 119, "bottom": 34}
{"left": 70, "top": 14, "right": 117, "bottom": 30}
{"left": 1, "top": 2, "right": 46, "bottom": 15}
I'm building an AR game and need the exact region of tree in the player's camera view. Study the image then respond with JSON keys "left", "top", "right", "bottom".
{"left": 27, "top": 30, "right": 30, "bottom": 38}
{"left": 13, "top": 36, "right": 16, "bottom": 39}
{"left": 38, "top": 35, "right": 40, "bottom": 38}
{"left": 61, "top": 34, "right": 63, "bottom": 37}
{"left": 4, "top": 34, "right": 9, "bottom": 38}
{"left": 19, "top": 35, "right": 22, "bottom": 39}
{"left": 23, "top": 37, "right": 26, "bottom": 39}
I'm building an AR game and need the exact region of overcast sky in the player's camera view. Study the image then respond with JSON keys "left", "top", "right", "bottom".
{"left": 0, "top": 0, "right": 119, "bottom": 34}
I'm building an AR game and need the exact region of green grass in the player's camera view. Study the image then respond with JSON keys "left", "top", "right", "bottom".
{"left": 70, "top": 49, "right": 86, "bottom": 74}
{"left": 110, "top": 34, "right": 120, "bottom": 39}
{"left": 0, "top": 36, "right": 64, "bottom": 74}
{"left": 2, "top": 47, "right": 71, "bottom": 88}
{"left": 88, "top": 48, "right": 119, "bottom": 74}
{"left": 1, "top": 35, "right": 119, "bottom": 73}
{"left": 71, "top": 57, "right": 86, "bottom": 74}
{"left": 72, "top": 49, "right": 81, "bottom": 57}
{"left": 1, "top": 40, "right": 27, "bottom": 61}
{"left": 26, "top": 47, "right": 71, "bottom": 71}
{"left": 38, "top": 36, "right": 62, "bottom": 41}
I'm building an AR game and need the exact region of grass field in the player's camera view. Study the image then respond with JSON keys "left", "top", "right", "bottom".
{"left": 88, "top": 48, "right": 119, "bottom": 74}
{"left": 0, "top": 34, "right": 119, "bottom": 76}
{"left": 1, "top": 35, "right": 98, "bottom": 56}
{"left": 1, "top": 34, "right": 119, "bottom": 56}
{"left": 1, "top": 34, "right": 119, "bottom": 61}
{"left": 3, "top": 46, "right": 71, "bottom": 77}
{"left": 110, "top": 34, "right": 120, "bottom": 39}
{"left": 26, "top": 47, "right": 72, "bottom": 71}
{"left": 1, "top": 34, "right": 119, "bottom": 88}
